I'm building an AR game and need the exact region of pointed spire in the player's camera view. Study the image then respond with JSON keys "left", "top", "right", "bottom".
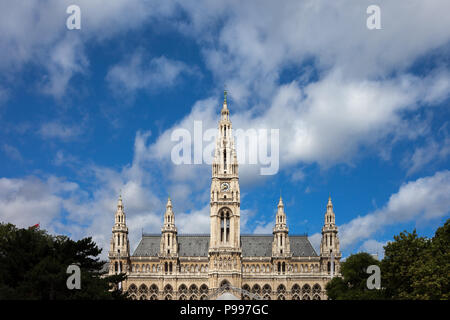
{"left": 117, "top": 193, "right": 123, "bottom": 210}
{"left": 327, "top": 195, "right": 333, "bottom": 211}
{"left": 221, "top": 89, "right": 229, "bottom": 120}
{"left": 222, "top": 89, "right": 228, "bottom": 110}
{"left": 166, "top": 196, "right": 172, "bottom": 208}
{"left": 278, "top": 195, "right": 284, "bottom": 208}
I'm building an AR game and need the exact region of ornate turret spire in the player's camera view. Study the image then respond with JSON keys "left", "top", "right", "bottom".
{"left": 320, "top": 195, "right": 341, "bottom": 275}
{"left": 272, "top": 195, "right": 290, "bottom": 257}
{"left": 278, "top": 196, "right": 284, "bottom": 208}
{"left": 163, "top": 197, "right": 176, "bottom": 231}
{"left": 109, "top": 194, "right": 130, "bottom": 275}
{"left": 325, "top": 196, "right": 335, "bottom": 225}
{"left": 161, "top": 197, "right": 178, "bottom": 257}
{"left": 274, "top": 196, "right": 287, "bottom": 230}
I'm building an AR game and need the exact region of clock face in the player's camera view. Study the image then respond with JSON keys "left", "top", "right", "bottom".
{"left": 221, "top": 182, "right": 230, "bottom": 191}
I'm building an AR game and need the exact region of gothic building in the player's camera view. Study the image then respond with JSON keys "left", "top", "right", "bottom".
{"left": 108, "top": 92, "right": 341, "bottom": 300}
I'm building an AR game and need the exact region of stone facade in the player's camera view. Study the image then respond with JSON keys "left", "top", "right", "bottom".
{"left": 108, "top": 92, "right": 341, "bottom": 300}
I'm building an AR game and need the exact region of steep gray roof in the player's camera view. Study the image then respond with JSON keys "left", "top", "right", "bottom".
{"left": 132, "top": 234, "right": 317, "bottom": 257}
{"left": 290, "top": 236, "right": 318, "bottom": 257}
{"left": 133, "top": 234, "right": 160, "bottom": 257}
{"left": 241, "top": 235, "right": 317, "bottom": 257}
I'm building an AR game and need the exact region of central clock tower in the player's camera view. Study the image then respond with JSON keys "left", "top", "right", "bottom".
{"left": 209, "top": 91, "right": 242, "bottom": 289}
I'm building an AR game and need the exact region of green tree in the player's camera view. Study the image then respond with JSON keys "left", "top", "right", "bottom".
{"left": 325, "top": 252, "right": 385, "bottom": 300}
{"left": 382, "top": 229, "right": 430, "bottom": 299}
{"left": 415, "top": 219, "right": 450, "bottom": 299}
{"left": 382, "top": 219, "right": 449, "bottom": 300}
{"left": 0, "top": 223, "right": 127, "bottom": 300}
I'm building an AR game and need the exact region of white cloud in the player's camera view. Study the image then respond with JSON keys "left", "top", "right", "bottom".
{"left": 40, "top": 34, "right": 88, "bottom": 98}
{"left": 38, "top": 121, "right": 84, "bottom": 141}
{"left": 308, "top": 232, "right": 322, "bottom": 255}
{"left": 2, "top": 144, "right": 23, "bottom": 162}
{"left": 143, "top": 68, "right": 450, "bottom": 176}
{"left": 0, "top": 176, "right": 74, "bottom": 230}
{"left": 358, "top": 239, "right": 387, "bottom": 259}
{"left": 176, "top": 204, "right": 210, "bottom": 234}
{"left": 406, "top": 137, "right": 450, "bottom": 175}
{"left": 106, "top": 51, "right": 195, "bottom": 95}
{"left": 339, "top": 170, "right": 450, "bottom": 249}
{"left": 0, "top": 0, "right": 177, "bottom": 98}
{"left": 253, "top": 221, "right": 274, "bottom": 234}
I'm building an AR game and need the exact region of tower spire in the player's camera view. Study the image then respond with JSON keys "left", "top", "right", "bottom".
{"left": 320, "top": 196, "right": 341, "bottom": 276}
{"left": 273, "top": 196, "right": 290, "bottom": 257}
{"left": 109, "top": 194, "right": 130, "bottom": 275}
{"left": 161, "top": 197, "right": 178, "bottom": 257}
{"left": 278, "top": 195, "right": 284, "bottom": 208}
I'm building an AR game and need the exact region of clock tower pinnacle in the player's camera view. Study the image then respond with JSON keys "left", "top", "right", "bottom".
{"left": 209, "top": 91, "right": 241, "bottom": 289}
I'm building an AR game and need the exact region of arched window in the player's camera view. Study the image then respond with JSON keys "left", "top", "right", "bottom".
{"left": 277, "top": 285, "right": 286, "bottom": 300}
{"left": 242, "top": 284, "right": 251, "bottom": 300}
{"left": 302, "top": 284, "right": 311, "bottom": 300}
{"left": 189, "top": 284, "right": 198, "bottom": 299}
{"left": 138, "top": 284, "right": 148, "bottom": 298}
{"left": 150, "top": 284, "right": 158, "bottom": 295}
{"left": 200, "top": 284, "right": 208, "bottom": 295}
{"left": 220, "top": 279, "right": 230, "bottom": 290}
{"left": 164, "top": 284, "right": 173, "bottom": 300}
{"left": 178, "top": 284, "right": 188, "bottom": 296}
{"left": 128, "top": 284, "right": 137, "bottom": 298}
{"left": 220, "top": 209, "right": 231, "bottom": 243}
{"left": 292, "top": 284, "right": 300, "bottom": 297}
{"left": 252, "top": 284, "right": 261, "bottom": 299}
{"left": 262, "top": 284, "right": 271, "bottom": 296}
{"left": 312, "top": 284, "right": 321, "bottom": 300}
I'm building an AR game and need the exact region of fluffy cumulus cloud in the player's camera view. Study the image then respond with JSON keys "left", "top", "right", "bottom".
{"left": 106, "top": 51, "right": 196, "bottom": 96}
{"left": 307, "top": 171, "right": 450, "bottom": 255}
{"left": 0, "top": 0, "right": 177, "bottom": 98}
{"left": 0, "top": 128, "right": 225, "bottom": 257}
{"left": 339, "top": 170, "right": 450, "bottom": 249}
{"left": 359, "top": 239, "right": 387, "bottom": 259}
{"left": 121, "top": 0, "right": 450, "bottom": 175}
{"left": 0, "top": 176, "right": 77, "bottom": 230}
{"left": 1, "top": 0, "right": 450, "bottom": 256}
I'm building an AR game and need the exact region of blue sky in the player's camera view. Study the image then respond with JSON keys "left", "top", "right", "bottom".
{"left": 0, "top": 1, "right": 449, "bottom": 259}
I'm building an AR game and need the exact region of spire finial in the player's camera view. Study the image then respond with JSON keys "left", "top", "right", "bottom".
{"left": 118, "top": 191, "right": 122, "bottom": 202}
{"left": 224, "top": 88, "right": 227, "bottom": 104}
{"left": 278, "top": 195, "right": 284, "bottom": 207}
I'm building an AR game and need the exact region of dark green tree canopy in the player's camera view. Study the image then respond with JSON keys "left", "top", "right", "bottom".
{"left": 325, "top": 252, "right": 384, "bottom": 300}
{"left": 0, "top": 223, "right": 127, "bottom": 300}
